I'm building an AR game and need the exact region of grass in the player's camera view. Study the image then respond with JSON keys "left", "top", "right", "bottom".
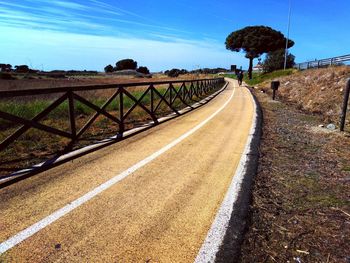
{"left": 0, "top": 86, "right": 182, "bottom": 129}
{"left": 223, "top": 68, "right": 297, "bottom": 86}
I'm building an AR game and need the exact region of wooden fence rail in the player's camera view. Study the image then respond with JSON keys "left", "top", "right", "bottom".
{"left": 0, "top": 77, "right": 225, "bottom": 182}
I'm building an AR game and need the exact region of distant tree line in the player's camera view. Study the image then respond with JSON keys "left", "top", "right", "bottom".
{"left": 104, "top": 59, "right": 150, "bottom": 75}
{"left": 0, "top": 64, "right": 39, "bottom": 73}
{"left": 164, "top": 67, "right": 229, "bottom": 77}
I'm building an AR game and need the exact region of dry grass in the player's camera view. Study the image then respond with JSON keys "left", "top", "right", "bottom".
{"left": 240, "top": 89, "right": 350, "bottom": 262}
{"left": 255, "top": 66, "right": 350, "bottom": 126}
{"left": 0, "top": 73, "right": 212, "bottom": 91}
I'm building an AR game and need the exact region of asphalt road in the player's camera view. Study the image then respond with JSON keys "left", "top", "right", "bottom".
{"left": 0, "top": 79, "right": 255, "bottom": 262}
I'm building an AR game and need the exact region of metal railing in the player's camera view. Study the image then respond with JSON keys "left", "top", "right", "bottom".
{"left": 0, "top": 77, "right": 225, "bottom": 183}
{"left": 294, "top": 54, "right": 350, "bottom": 70}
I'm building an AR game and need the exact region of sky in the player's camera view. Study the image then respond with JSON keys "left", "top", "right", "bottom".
{"left": 0, "top": 0, "right": 349, "bottom": 72}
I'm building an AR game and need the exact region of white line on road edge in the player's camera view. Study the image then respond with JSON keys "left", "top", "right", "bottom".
{"left": 194, "top": 80, "right": 258, "bottom": 263}
{"left": 0, "top": 83, "right": 236, "bottom": 254}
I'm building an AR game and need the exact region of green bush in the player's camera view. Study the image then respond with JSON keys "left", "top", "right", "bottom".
{"left": 166, "top": 68, "right": 181, "bottom": 77}
{"left": 104, "top": 64, "right": 114, "bottom": 73}
{"left": 137, "top": 66, "right": 150, "bottom": 74}
{"left": 263, "top": 49, "right": 295, "bottom": 73}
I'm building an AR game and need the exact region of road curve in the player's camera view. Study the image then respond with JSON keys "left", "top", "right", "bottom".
{"left": 0, "top": 78, "right": 255, "bottom": 262}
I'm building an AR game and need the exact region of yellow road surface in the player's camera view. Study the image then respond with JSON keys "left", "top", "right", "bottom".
{"left": 0, "top": 79, "right": 255, "bottom": 262}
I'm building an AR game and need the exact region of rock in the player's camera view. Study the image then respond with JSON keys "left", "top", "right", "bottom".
{"left": 318, "top": 124, "right": 324, "bottom": 128}
{"left": 326, "top": 123, "right": 336, "bottom": 130}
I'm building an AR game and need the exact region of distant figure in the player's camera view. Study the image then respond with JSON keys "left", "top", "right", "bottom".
{"left": 237, "top": 70, "right": 244, "bottom": 86}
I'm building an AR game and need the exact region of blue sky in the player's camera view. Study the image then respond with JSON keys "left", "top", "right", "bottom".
{"left": 0, "top": 0, "right": 349, "bottom": 71}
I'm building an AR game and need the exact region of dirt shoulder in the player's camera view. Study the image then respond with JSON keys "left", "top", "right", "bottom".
{"left": 239, "top": 88, "right": 350, "bottom": 262}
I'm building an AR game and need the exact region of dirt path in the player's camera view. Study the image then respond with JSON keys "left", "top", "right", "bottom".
{"left": 240, "top": 89, "right": 350, "bottom": 262}
{"left": 0, "top": 79, "right": 255, "bottom": 262}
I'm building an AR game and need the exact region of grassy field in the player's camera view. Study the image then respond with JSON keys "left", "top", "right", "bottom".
{"left": 223, "top": 68, "right": 297, "bottom": 85}
{"left": 0, "top": 73, "right": 213, "bottom": 91}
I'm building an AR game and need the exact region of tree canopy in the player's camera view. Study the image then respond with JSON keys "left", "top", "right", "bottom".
{"left": 115, "top": 59, "right": 137, "bottom": 71}
{"left": 136, "top": 66, "right": 150, "bottom": 75}
{"left": 225, "top": 26, "right": 294, "bottom": 79}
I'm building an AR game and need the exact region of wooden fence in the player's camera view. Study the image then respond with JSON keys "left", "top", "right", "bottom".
{"left": 0, "top": 77, "right": 225, "bottom": 185}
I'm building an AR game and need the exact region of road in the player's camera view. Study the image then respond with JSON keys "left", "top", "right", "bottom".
{"left": 0, "top": 78, "right": 255, "bottom": 262}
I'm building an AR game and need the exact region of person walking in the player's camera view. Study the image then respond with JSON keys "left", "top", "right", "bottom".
{"left": 237, "top": 70, "right": 244, "bottom": 86}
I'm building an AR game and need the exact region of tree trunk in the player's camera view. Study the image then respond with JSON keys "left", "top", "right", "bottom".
{"left": 248, "top": 57, "right": 253, "bottom": 79}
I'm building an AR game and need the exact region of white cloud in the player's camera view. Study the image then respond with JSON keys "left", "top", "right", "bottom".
{"left": 0, "top": 26, "right": 247, "bottom": 71}
{"left": 51, "top": 0, "right": 89, "bottom": 11}
{"left": 0, "top": 1, "right": 194, "bottom": 38}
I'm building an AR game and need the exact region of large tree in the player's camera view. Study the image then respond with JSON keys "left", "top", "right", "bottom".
{"left": 225, "top": 26, "right": 294, "bottom": 79}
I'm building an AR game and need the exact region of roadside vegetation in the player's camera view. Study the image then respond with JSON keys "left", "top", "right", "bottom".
{"left": 240, "top": 86, "right": 350, "bottom": 262}
{"left": 253, "top": 66, "right": 350, "bottom": 127}
{"left": 225, "top": 66, "right": 350, "bottom": 129}
{"left": 224, "top": 65, "right": 350, "bottom": 261}
{"left": 223, "top": 68, "right": 296, "bottom": 86}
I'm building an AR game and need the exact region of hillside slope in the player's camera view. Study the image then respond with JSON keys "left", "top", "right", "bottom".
{"left": 256, "top": 66, "right": 350, "bottom": 126}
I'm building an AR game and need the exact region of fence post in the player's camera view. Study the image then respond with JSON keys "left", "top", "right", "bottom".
{"left": 68, "top": 90, "right": 76, "bottom": 141}
{"left": 169, "top": 84, "right": 173, "bottom": 104}
{"left": 119, "top": 89, "right": 124, "bottom": 134}
{"left": 150, "top": 84, "right": 154, "bottom": 115}
{"left": 340, "top": 79, "right": 350, "bottom": 131}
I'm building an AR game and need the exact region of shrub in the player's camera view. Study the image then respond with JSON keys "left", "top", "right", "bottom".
{"left": 15, "top": 65, "right": 30, "bottom": 73}
{"left": 104, "top": 64, "right": 114, "bottom": 73}
{"left": 137, "top": 66, "right": 150, "bottom": 74}
{"left": 263, "top": 49, "right": 295, "bottom": 73}
{"left": 115, "top": 59, "right": 137, "bottom": 71}
{"left": 180, "top": 69, "right": 188, "bottom": 74}
{"left": 0, "top": 64, "right": 12, "bottom": 72}
{"left": 166, "top": 68, "right": 181, "bottom": 78}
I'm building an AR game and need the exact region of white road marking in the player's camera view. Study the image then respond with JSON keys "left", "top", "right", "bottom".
{"left": 194, "top": 80, "right": 257, "bottom": 263}
{"left": 0, "top": 83, "right": 236, "bottom": 254}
